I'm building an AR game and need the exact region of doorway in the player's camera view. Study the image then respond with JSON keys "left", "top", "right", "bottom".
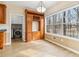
{"left": 11, "top": 15, "right": 25, "bottom": 43}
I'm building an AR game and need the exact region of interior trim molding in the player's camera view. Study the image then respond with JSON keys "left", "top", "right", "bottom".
{"left": 5, "top": 42, "right": 11, "bottom": 46}
{"left": 45, "top": 38, "right": 79, "bottom": 55}
{"left": 45, "top": 33, "right": 79, "bottom": 42}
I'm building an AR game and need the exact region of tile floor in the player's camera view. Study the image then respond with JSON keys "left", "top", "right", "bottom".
{"left": 0, "top": 40, "right": 79, "bottom": 57}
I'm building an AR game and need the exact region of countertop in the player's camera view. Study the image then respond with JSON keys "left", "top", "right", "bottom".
{"left": 0, "top": 29, "right": 7, "bottom": 32}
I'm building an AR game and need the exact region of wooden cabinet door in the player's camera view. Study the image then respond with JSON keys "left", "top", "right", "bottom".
{"left": 32, "top": 32, "right": 40, "bottom": 40}
{"left": 27, "top": 14, "right": 33, "bottom": 33}
{"left": 26, "top": 14, "right": 33, "bottom": 41}
{"left": 27, "top": 33, "right": 32, "bottom": 41}
{"left": 0, "top": 4, "right": 6, "bottom": 24}
{"left": 0, "top": 32, "right": 4, "bottom": 49}
{"left": 40, "top": 16, "right": 44, "bottom": 39}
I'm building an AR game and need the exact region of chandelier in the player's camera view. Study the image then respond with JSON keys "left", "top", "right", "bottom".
{"left": 37, "top": 1, "right": 46, "bottom": 13}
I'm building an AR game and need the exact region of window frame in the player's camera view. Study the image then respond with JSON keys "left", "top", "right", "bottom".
{"left": 45, "top": 4, "right": 79, "bottom": 40}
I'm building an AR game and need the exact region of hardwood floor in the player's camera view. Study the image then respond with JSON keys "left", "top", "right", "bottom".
{"left": 0, "top": 40, "right": 79, "bottom": 57}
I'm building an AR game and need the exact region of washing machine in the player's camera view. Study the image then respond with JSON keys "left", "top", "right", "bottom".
{"left": 11, "top": 24, "right": 22, "bottom": 39}
{"left": 14, "top": 28, "right": 22, "bottom": 39}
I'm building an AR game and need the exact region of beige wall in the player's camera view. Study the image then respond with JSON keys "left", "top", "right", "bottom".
{"left": 6, "top": 4, "right": 25, "bottom": 45}
{"left": 45, "top": 33, "right": 79, "bottom": 54}
{"left": 0, "top": 2, "right": 25, "bottom": 45}
{"left": 45, "top": 1, "right": 79, "bottom": 54}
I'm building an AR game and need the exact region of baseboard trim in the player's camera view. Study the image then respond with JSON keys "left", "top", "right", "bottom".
{"left": 5, "top": 42, "right": 11, "bottom": 46}
{"left": 45, "top": 39, "right": 79, "bottom": 55}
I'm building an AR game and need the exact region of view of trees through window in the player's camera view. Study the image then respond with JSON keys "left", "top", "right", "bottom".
{"left": 46, "top": 6, "right": 79, "bottom": 39}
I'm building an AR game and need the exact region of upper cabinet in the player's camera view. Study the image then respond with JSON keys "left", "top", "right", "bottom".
{"left": 0, "top": 4, "right": 6, "bottom": 24}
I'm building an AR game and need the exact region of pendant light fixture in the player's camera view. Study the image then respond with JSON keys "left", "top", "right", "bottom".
{"left": 37, "top": 1, "right": 46, "bottom": 13}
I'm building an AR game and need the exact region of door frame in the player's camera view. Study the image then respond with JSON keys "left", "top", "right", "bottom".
{"left": 10, "top": 14, "right": 25, "bottom": 44}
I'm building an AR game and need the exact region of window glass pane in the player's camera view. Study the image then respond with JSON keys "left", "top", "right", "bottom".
{"left": 56, "top": 13, "right": 63, "bottom": 24}
{"left": 47, "top": 17, "right": 50, "bottom": 25}
{"left": 52, "top": 13, "right": 63, "bottom": 34}
{"left": 65, "top": 8, "right": 77, "bottom": 38}
{"left": 76, "top": 7, "right": 79, "bottom": 39}
{"left": 46, "top": 17, "right": 50, "bottom": 33}
{"left": 57, "top": 13, "right": 64, "bottom": 34}
{"left": 46, "top": 25, "right": 50, "bottom": 33}
{"left": 46, "top": 16, "right": 52, "bottom": 33}
{"left": 52, "top": 14, "right": 57, "bottom": 33}
{"left": 53, "top": 14, "right": 57, "bottom": 24}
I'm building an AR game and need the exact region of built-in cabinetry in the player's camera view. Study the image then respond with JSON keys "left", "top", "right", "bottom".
{"left": 0, "top": 4, "right": 6, "bottom": 49}
{"left": 25, "top": 10, "right": 44, "bottom": 42}
{"left": 0, "top": 32, "right": 5, "bottom": 49}
{"left": 0, "top": 4, "right": 6, "bottom": 24}
{"left": 26, "top": 13, "right": 33, "bottom": 41}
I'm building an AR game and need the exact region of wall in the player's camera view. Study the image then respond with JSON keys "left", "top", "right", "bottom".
{"left": 6, "top": 4, "right": 25, "bottom": 45}
{"left": 11, "top": 15, "right": 23, "bottom": 24}
{"left": 45, "top": 33, "right": 79, "bottom": 54}
{"left": 45, "top": 1, "right": 79, "bottom": 54}
{"left": 0, "top": 2, "right": 25, "bottom": 45}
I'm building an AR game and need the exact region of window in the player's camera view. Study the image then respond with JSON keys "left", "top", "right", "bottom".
{"left": 46, "top": 13, "right": 64, "bottom": 35}
{"left": 65, "top": 8, "right": 77, "bottom": 38}
{"left": 46, "top": 6, "right": 79, "bottom": 39}
{"left": 53, "top": 13, "right": 63, "bottom": 34}
{"left": 52, "top": 14, "right": 57, "bottom": 34}
{"left": 46, "top": 17, "right": 51, "bottom": 33}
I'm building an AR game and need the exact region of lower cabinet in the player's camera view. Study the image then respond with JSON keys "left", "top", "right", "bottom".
{"left": 0, "top": 32, "right": 4, "bottom": 49}
{"left": 27, "top": 33, "right": 32, "bottom": 41}
{"left": 32, "top": 32, "right": 40, "bottom": 40}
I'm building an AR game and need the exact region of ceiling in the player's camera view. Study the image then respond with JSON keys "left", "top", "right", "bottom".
{"left": 3, "top": 1, "right": 57, "bottom": 12}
